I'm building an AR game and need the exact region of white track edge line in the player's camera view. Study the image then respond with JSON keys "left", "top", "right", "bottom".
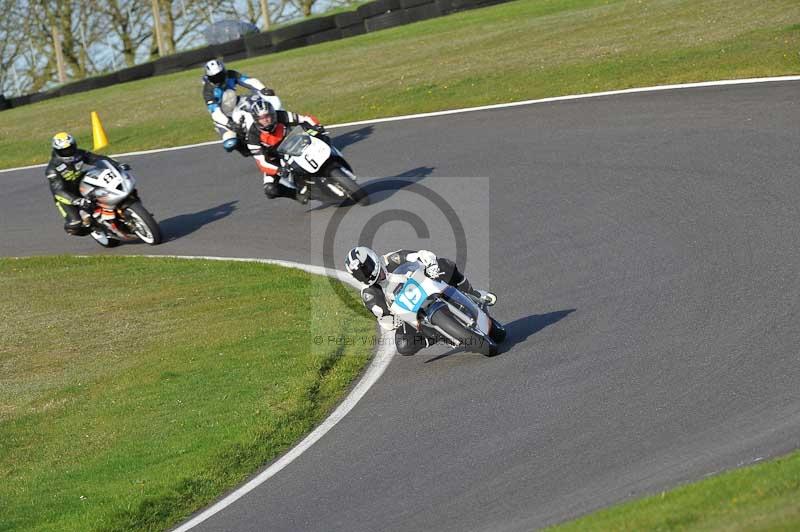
{"left": 119, "top": 255, "right": 393, "bottom": 532}
{"left": 3, "top": 75, "right": 799, "bottom": 175}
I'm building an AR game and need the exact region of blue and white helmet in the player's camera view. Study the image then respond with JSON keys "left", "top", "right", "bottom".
{"left": 345, "top": 246, "right": 385, "bottom": 286}
{"left": 204, "top": 59, "right": 226, "bottom": 85}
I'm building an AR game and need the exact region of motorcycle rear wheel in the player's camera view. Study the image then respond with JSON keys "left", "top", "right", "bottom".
{"left": 124, "top": 201, "right": 162, "bottom": 245}
{"left": 430, "top": 308, "right": 497, "bottom": 357}
{"left": 328, "top": 166, "right": 370, "bottom": 206}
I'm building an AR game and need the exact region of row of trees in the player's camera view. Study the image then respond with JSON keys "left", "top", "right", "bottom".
{"left": 0, "top": 0, "right": 354, "bottom": 97}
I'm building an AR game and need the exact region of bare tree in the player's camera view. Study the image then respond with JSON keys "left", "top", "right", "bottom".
{"left": 0, "top": 1, "right": 28, "bottom": 96}
{"left": 99, "top": 0, "right": 154, "bottom": 67}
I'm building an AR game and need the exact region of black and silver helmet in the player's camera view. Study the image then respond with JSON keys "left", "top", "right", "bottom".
{"left": 345, "top": 247, "right": 385, "bottom": 286}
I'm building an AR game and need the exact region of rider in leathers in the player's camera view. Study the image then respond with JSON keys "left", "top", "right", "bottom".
{"left": 345, "top": 247, "right": 497, "bottom": 355}
{"left": 202, "top": 59, "right": 273, "bottom": 154}
{"left": 46, "top": 132, "right": 118, "bottom": 236}
{"left": 245, "top": 99, "right": 323, "bottom": 203}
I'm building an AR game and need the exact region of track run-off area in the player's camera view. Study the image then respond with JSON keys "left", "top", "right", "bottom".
{"left": 2, "top": 79, "right": 799, "bottom": 531}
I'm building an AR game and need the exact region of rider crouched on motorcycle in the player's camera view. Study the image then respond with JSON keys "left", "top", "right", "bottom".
{"left": 46, "top": 132, "right": 120, "bottom": 237}
{"left": 245, "top": 99, "right": 324, "bottom": 204}
{"left": 345, "top": 247, "right": 498, "bottom": 356}
{"left": 202, "top": 59, "right": 274, "bottom": 154}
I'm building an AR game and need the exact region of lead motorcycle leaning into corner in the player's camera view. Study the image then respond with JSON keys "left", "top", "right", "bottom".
{"left": 76, "top": 160, "right": 162, "bottom": 247}
{"left": 385, "top": 261, "right": 506, "bottom": 356}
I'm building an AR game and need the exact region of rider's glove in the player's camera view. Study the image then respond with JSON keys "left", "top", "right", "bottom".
{"left": 73, "top": 197, "right": 94, "bottom": 211}
{"left": 417, "top": 250, "right": 442, "bottom": 279}
{"left": 226, "top": 117, "right": 237, "bottom": 131}
{"left": 277, "top": 165, "right": 292, "bottom": 181}
{"left": 260, "top": 88, "right": 276, "bottom": 96}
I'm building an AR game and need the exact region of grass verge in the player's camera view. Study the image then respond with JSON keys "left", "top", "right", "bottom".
{"left": 549, "top": 451, "right": 800, "bottom": 531}
{"left": 0, "top": 256, "right": 375, "bottom": 532}
{"left": 0, "top": 0, "right": 798, "bottom": 169}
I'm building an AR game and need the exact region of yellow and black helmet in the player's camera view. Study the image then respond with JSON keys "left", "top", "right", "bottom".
{"left": 52, "top": 131, "right": 77, "bottom": 158}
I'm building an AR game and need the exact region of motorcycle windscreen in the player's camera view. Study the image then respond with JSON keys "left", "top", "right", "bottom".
{"left": 220, "top": 89, "right": 239, "bottom": 116}
{"left": 440, "top": 286, "right": 480, "bottom": 323}
{"left": 276, "top": 127, "right": 311, "bottom": 156}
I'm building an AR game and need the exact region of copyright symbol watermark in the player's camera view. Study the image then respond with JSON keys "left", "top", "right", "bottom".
{"left": 310, "top": 176, "right": 491, "bottom": 314}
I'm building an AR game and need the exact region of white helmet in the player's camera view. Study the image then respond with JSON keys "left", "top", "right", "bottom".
{"left": 204, "top": 59, "right": 226, "bottom": 85}
{"left": 345, "top": 247, "right": 385, "bottom": 286}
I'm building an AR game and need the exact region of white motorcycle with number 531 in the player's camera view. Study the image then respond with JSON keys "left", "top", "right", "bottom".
{"left": 78, "top": 160, "right": 162, "bottom": 247}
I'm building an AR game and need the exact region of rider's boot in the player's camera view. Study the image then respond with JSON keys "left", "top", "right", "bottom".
{"left": 295, "top": 185, "right": 309, "bottom": 205}
{"left": 473, "top": 289, "right": 497, "bottom": 307}
{"left": 457, "top": 276, "right": 497, "bottom": 307}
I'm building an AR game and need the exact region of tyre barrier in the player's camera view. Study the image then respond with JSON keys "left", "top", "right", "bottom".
{"left": 307, "top": 28, "right": 343, "bottom": 46}
{"left": 116, "top": 62, "right": 156, "bottom": 83}
{"left": 357, "top": 0, "right": 402, "bottom": 19}
{"left": 334, "top": 11, "right": 364, "bottom": 29}
{"left": 406, "top": 2, "right": 442, "bottom": 22}
{"left": 365, "top": 10, "right": 410, "bottom": 33}
{"left": 4, "top": 0, "right": 515, "bottom": 111}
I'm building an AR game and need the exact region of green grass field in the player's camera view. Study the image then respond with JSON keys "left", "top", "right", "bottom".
{"left": 0, "top": 0, "right": 797, "bottom": 169}
{"left": 0, "top": 256, "right": 375, "bottom": 531}
{"left": 550, "top": 451, "right": 800, "bottom": 531}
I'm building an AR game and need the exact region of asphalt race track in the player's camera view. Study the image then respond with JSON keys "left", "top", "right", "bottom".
{"left": 3, "top": 80, "right": 800, "bottom": 531}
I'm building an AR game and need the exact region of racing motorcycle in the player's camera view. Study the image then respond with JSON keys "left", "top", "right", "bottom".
{"left": 384, "top": 262, "right": 506, "bottom": 356}
{"left": 77, "top": 160, "right": 162, "bottom": 247}
{"left": 218, "top": 89, "right": 282, "bottom": 156}
{"left": 276, "top": 125, "right": 370, "bottom": 205}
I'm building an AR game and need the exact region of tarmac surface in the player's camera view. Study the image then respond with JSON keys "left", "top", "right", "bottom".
{"left": 2, "top": 80, "right": 799, "bottom": 531}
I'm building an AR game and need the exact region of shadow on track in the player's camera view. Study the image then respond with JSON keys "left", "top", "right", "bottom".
{"left": 424, "top": 308, "right": 576, "bottom": 363}
{"left": 332, "top": 126, "right": 374, "bottom": 150}
{"left": 305, "top": 167, "right": 436, "bottom": 211}
{"left": 159, "top": 200, "right": 238, "bottom": 241}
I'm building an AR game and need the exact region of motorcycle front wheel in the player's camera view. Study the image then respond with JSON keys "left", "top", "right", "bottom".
{"left": 328, "top": 166, "right": 370, "bottom": 206}
{"left": 124, "top": 201, "right": 162, "bottom": 245}
{"left": 429, "top": 308, "right": 498, "bottom": 357}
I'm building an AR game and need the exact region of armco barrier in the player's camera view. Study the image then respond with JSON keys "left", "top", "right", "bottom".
{"left": 3, "top": 0, "right": 514, "bottom": 111}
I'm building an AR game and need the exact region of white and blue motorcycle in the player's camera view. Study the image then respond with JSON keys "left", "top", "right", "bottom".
{"left": 385, "top": 262, "right": 505, "bottom": 356}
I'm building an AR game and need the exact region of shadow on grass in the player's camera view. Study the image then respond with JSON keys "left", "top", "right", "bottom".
{"left": 159, "top": 201, "right": 238, "bottom": 241}
{"left": 424, "top": 308, "right": 576, "bottom": 363}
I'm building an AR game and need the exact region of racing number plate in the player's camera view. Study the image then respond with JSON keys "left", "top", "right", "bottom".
{"left": 395, "top": 278, "right": 427, "bottom": 313}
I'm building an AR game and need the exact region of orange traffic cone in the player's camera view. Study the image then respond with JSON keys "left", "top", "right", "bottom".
{"left": 91, "top": 111, "right": 109, "bottom": 150}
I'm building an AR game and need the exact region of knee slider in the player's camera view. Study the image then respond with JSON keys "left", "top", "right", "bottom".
{"left": 223, "top": 138, "right": 238, "bottom": 152}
